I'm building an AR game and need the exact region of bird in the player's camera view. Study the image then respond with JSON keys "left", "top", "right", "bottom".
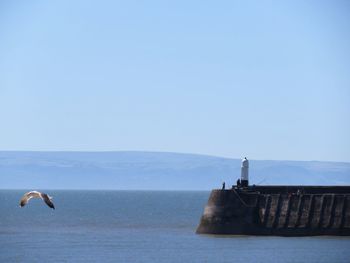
{"left": 19, "top": 191, "right": 55, "bottom": 209}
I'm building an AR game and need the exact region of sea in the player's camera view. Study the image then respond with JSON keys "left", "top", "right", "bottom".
{"left": 0, "top": 190, "right": 349, "bottom": 263}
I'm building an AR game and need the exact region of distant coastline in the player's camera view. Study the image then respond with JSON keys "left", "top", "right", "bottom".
{"left": 0, "top": 151, "right": 349, "bottom": 190}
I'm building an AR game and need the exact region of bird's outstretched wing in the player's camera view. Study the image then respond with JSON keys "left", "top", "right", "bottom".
{"left": 19, "top": 191, "right": 41, "bottom": 207}
{"left": 41, "top": 193, "right": 55, "bottom": 209}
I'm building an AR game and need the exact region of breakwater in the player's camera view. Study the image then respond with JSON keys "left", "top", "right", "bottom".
{"left": 196, "top": 186, "right": 350, "bottom": 236}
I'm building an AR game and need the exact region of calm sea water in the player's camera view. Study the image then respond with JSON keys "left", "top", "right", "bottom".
{"left": 0, "top": 190, "right": 349, "bottom": 263}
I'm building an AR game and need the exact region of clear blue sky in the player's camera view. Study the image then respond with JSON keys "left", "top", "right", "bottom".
{"left": 0, "top": 0, "right": 349, "bottom": 162}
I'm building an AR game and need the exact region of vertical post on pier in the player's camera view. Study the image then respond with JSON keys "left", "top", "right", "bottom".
{"left": 241, "top": 157, "right": 249, "bottom": 187}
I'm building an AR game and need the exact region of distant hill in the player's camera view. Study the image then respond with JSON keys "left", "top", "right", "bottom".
{"left": 0, "top": 151, "right": 349, "bottom": 190}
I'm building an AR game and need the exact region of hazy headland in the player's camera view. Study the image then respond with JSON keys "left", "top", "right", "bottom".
{"left": 1, "top": 151, "right": 349, "bottom": 190}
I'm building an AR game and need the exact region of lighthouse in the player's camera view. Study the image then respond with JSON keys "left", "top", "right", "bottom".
{"left": 241, "top": 157, "right": 249, "bottom": 187}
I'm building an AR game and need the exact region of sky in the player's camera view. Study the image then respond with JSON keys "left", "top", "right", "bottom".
{"left": 0, "top": 0, "right": 349, "bottom": 162}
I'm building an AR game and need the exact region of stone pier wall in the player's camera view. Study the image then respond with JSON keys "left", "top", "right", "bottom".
{"left": 196, "top": 186, "right": 350, "bottom": 236}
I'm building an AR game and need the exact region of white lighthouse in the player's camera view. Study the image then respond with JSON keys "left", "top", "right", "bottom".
{"left": 241, "top": 157, "right": 249, "bottom": 187}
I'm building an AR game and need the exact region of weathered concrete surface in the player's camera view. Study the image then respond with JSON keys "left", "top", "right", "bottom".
{"left": 196, "top": 186, "right": 350, "bottom": 236}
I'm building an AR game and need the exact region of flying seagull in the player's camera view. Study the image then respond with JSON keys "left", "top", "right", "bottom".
{"left": 19, "top": 191, "right": 55, "bottom": 209}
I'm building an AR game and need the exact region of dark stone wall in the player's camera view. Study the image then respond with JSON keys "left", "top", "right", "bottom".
{"left": 196, "top": 186, "right": 350, "bottom": 236}
{"left": 250, "top": 185, "right": 350, "bottom": 194}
